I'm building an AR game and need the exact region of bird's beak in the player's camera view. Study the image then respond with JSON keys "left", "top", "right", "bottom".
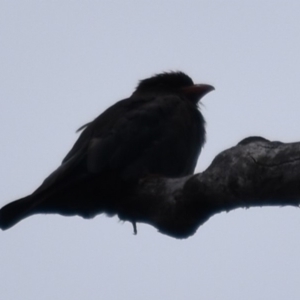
{"left": 181, "top": 84, "right": 215, "bottom": 103}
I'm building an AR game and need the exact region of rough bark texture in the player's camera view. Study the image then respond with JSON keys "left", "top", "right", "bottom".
{"left": 117, "top": 136, "right": 300, "bottom": 238}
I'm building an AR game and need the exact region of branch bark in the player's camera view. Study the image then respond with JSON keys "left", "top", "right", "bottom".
{"left": 117, "top": 137, "right": 300, "bottom": 238}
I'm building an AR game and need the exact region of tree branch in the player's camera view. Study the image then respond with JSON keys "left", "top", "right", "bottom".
{"left": 117, "top": 137, "right": 300, "bottom": 239}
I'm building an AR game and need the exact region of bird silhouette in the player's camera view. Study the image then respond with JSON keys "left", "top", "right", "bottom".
{"left": 0, "top": 71, "right": 214, "bottom": 231}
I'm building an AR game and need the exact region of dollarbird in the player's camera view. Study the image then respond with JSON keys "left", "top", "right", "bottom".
{"left": 0, "top": 71, "right": 214, "bottom": 231}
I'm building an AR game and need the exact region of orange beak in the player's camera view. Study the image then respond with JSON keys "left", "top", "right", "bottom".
{"left": 181, "top": 84, "right": 215, "bottom": 103}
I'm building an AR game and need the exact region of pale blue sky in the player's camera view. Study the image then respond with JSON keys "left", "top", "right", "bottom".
{"left": 1, "top": 2, "right": 300, "bottom": 299}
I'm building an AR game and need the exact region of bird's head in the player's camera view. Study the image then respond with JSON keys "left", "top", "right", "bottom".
{"left": 134, "top": 71, "right": 214, "bottom": 104}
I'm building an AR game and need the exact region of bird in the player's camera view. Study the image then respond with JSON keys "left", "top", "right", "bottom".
{"left": 0, "top": 71, "right": 214, "bottom": 231}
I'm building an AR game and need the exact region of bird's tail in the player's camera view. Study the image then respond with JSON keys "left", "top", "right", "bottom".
{"left": 0, "top": 174, "right": 125, "bottom": 230}
{"left": 0, "top": 195, "right": 39, "bottom": 230}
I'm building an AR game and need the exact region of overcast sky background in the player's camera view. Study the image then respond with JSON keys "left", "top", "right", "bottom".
{"left": 1, "top": 1, "right": 300, "bottom": 299}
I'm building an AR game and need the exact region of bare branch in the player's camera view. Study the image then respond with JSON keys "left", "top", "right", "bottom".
{"left": 117, "top": 137, "right": 300, "bottom": 238}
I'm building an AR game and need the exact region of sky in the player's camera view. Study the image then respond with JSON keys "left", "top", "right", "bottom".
{"left": 1, "top": 1, "right": 300, "bottom": 299}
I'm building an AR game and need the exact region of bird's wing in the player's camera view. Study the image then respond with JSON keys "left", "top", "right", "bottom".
{"left": 84, "top": 97, "right": 168, "bottom": 179}
{"left": 78, "top": 94, "right": 202, "bottom": 180}
{"left": 32, "top": 99, "right": 132, "bottom": 195}
{"left": 34, "top": 94, "right": 201, "bottom": 195}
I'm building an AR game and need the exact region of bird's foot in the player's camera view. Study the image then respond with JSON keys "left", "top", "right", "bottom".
{"left": 132, "top": 221, "right": 137, "bottom": 235}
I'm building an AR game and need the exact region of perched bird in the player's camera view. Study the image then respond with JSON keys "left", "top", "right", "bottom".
{"left": 0, "top": 71, "right": 214, "bottom": 231}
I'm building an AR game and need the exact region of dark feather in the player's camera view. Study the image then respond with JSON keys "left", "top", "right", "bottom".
{"left": 0, "top": 71, "right": 212, "bottom": 230}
